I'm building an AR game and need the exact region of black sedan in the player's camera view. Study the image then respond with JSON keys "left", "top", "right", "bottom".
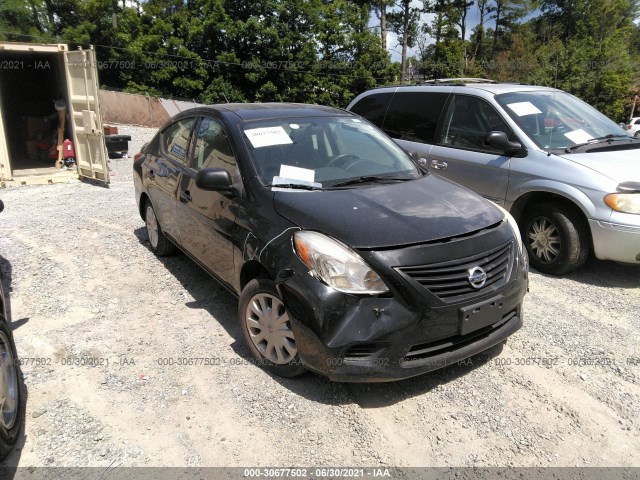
{"left": 133, "top": 103, "right": 528, "bottom": 382}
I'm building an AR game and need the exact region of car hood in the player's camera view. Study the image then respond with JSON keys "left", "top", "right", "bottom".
{"left": 560, "top": 147, "right": 640, "bottom": 183}
{"left": 273, "top": 175, "right": 504, "bottom": 249}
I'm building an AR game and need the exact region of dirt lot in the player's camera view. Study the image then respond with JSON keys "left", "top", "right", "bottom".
{"left": 0, "top": 125, "right": 639, "bottom": 470}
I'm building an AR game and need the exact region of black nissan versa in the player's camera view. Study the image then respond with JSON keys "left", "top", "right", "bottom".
{"left": 133, "top": 103, "right": 528, "bottom": 382}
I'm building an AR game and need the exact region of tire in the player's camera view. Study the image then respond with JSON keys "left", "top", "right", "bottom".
{"left": 635, "top": 131, "right": 640, "bottom": 138}
{"left": 521, "top": 202, "right": 589, "bottom": 275}
{"left": 0, "top": 319, "right": 22, "bottom": 460}
{"left": 238, "top": 279, "right": 306, "bottom": 378}
{"left": 144, "top": 199, "right": 177, "bottom": 256}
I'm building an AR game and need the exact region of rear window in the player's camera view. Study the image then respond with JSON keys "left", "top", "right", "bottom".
{"left": 383, "top": 92, "right": 449, "bottom": 144}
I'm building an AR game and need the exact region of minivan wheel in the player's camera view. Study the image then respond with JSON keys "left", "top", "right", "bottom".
{"left": 0, "top": 319, "right": 22, "bottom": 460}
{"left": 144, "top": 199, "right": 177, "bottom": 256}
{"left": 635, "top": 131, "right": 640, "bottom": 138}
{"left": 522, "top": 203, "right": 589, "bottom": 275}
{"left": 238, "top": 279, "right": 306, "bottom": 378}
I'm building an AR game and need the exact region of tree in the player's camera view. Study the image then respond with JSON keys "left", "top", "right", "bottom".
{"left": 388, "top": 0, "right": 420, "bottom": 83}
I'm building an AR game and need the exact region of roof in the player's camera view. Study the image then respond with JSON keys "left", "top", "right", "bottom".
{"left": 211, "top": 102, "right": 348, "bottom": 121}
{"left": 372, "top": 82, "right": 561, "bottom": 95}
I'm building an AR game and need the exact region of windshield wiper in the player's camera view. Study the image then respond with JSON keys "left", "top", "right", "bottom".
{"left": 330, "top": 176, "right": 414, "bottom": 188}
{"left": 267, "top": 183, "right": 323, "bottom": 191}
{"left": 565, "top": 134, "right": 634, "bottom": 153}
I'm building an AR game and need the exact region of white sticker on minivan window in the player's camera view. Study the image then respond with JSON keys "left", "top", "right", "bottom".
{"left": 564, "top": 129, "right": 593, "bottom": 144}
{"left": 279, "top": 165, "right": 315, "bottom": 182}
{"left": 245, "top": 126, "right": 293, "bottom": 148}
{"left": 507, "top": 102, "right": 542, "bottom": 117}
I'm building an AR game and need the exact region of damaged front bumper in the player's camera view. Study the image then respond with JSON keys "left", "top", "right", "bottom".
{"left": 278, "top": 259, "right": 526, "bottom": 383}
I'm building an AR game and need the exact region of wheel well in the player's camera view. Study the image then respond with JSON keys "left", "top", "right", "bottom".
{"left": 139, "top": 193, "right": 150, "bottom": 221}
{"left": 510, "top": 192, "right": 593, "bottom": 247}
{"left": 240, "top": 261, "right": 271, "bottom": 291}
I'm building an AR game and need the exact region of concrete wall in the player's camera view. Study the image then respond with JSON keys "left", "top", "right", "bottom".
{"left": 99, "top": 90, "right": 206, "bottom": 127}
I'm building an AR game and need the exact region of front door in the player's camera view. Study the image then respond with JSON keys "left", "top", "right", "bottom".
{"left": 177, "top": 116, "right": 239, "bottom": 288}
{"left": 429, "top": 95, "right": 515, "bottom": 206}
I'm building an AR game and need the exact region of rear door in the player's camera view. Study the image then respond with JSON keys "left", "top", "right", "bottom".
{"left": 175, "top": 115, "right": 239, "bottom": 288}
{"left": 145, "top": 116, "right": 196, "bottom": 241}
{"left": 64, "top": 49, "right": 110, "bottom": 184}
{"left": 428, "top": 94, "right": 515, "bottom": 205}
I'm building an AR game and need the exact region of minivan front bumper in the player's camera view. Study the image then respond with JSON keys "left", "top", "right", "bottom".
{"left": 590, "top": 219, "right": 640, "bottom": 264}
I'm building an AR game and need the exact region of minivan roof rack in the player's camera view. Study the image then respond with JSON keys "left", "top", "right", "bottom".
{"left": 422, "top": 78, "right": 497, "bottom": 84}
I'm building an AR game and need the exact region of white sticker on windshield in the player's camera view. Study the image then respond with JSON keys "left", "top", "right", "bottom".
{"left": 564, "top": 129, "right": 593, "bottom": 144}
{"left": 290, "top": 123, "right": 300, "bottom": 129}
{"left": 279, "top": 165, "right": 315, "bottom": 182}
{"left": 507, "top": 102, "right": 542, "bottom": 117}
{"left": 244, "top": 126, "right": 293, "bottom": 148}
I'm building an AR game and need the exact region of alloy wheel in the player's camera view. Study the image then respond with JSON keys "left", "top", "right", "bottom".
{"left": 0, "top": 331, "right": 18, "bottom": 430}
{"left": 527, "top": 216, "right": 561, "bottom": 264}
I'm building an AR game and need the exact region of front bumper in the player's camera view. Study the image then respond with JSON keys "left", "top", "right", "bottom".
{"left": 590, "top": 219, "right": 640, "bottom": 264}
{"left": 277, "top": 233, "right": 527, "bottom": 382}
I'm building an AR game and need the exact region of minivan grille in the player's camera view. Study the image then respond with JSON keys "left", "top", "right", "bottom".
{"left": 397, "top": 241, "right": 512, "bottom": 301}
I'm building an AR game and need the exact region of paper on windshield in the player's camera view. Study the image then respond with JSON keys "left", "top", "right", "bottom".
{"left": 279, "top": 165, "right": 315, "bottom": 182}
{"left": 564, "top": 129, "right": 593, "bottom": 144}
{"left": 245, "top": 126, "right": 293, "bottom": 148}
{"left": 507, "top": 102, "right": 542, "bottom": 117}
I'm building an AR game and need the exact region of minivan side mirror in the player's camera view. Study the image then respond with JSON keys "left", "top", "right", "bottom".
{"left": 485, "top": 131, "right": 522, "bottom": 155}
{"left": 196, "top": 168, "right": 233, "bottom": 191}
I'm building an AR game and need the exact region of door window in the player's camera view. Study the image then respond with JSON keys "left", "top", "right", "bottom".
{"left": 191, "top": 117, "right": 236, "bottom": 171}
{"left": 383, "top": 92, "right": 449, "bottom": 143}
{"left": 349, "top": 92, "right": 393, "bottom": 128}
{"left": 439, "top": 95, "right": 515, "bottom": 153}
{"left": 162, "top": 117, "right": 195, "bottom": 163}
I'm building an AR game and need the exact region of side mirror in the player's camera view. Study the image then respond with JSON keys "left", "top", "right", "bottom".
{"left": 195, "top": 168, "right": 233, "bottom": 191}
{"left": 485, "top": 131, "right": 523, "bottom": 156}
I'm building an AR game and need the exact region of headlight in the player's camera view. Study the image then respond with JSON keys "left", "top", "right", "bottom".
{"left": 293, "top": 231, "right": 389, "bottom": 294}
{"left": 604, "top": 193, "right": 640, "bottom": 214}
{"left": 494, "top": 204, "right": 524, "bottom": 254}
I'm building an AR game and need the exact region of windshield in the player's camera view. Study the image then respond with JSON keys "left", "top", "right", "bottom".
{"left": 240, "top": 116, "right": 422, "bottom": 188}
{"left": 495, "top": 91, "right": 629, "bottom": 151}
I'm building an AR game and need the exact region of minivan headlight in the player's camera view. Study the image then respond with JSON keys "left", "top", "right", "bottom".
{"left": 495, "top": 205, "right": 524, "bottom": 254}
{"left": 604, "top": 193, "right": 640, "bottom": 215}
{"left": 293, "top": 231, "right": 389, "bottom": 294}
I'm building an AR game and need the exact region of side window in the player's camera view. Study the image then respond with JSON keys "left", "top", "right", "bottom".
{"left": 191, "top": 117, "right": 236, "bottom": 171}
{"left": 635, "top": 119, "right": 640, "bottom": 125}
{"left": 439, "top": 95, "right": 515, "bottom": 153}
{"left": 349, "top": 93, "right": 393, "bottom": 127}
{"left": 383, "top": 92, "right": 449, "bottom": 144}
{"left": 162, "top": 117, "right": 195, "bottom": 163}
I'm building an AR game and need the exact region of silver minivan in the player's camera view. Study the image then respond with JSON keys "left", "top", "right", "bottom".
{"left": 347, "top": 81, "right": 640, "bottom": 275}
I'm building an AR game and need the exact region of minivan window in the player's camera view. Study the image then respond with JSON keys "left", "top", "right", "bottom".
{"left": 495, "top": 90, "right": 629, "bottom": 151}
{"left": 241, "top": 116, "right": 422, "bottom": 187}
{"left": 439, "top": 95, "right": 515, "bottom": 154}
{"left": 349, "top": 92, "right": 393, "bottom": 127}
{"left": 162, "top": 118, "right": 195, "bottom": 164}
{"left": 383, "top": 92, "right": 449, "bottom": 143}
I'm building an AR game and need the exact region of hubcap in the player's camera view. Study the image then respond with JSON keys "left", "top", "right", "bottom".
{"left": 145, "top": 205, "right": 159, "bottom": 248}
{"left": 245, "top": 293, "right": 297, "bottom": 365}
{"left": 527, "top": 216, "right": 561, "bottom": 263}
{"left": 0, "top": 331, "right": 18, "bottom": 430}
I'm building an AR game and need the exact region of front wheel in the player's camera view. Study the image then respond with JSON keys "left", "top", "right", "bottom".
{"left": 0, "top": 319, "right": 22, "bottom": 460}
{"left": 238, "top": 279, "right": 306, "bottom": 378}
{"left": 522, "top": 203, "right": 589, "bottom": 275}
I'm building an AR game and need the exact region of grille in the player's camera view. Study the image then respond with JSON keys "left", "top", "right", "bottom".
{"left": 403, "top": 309, "right": 517, "bottom": 364}
{"left": 343, "top": 343, "right": 389, "bottom": 360}
{"left": 397, "top": 241, "right": 512, "bottom": 301}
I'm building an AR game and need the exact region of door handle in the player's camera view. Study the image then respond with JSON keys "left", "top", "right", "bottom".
{"left": 430, "top": 159, "right": 448, "bottom": 170}
{"left": 146, "top": 169, "right": 155, "bottom": 179}
{"left": 180, "top": 190, "right": 192, "bottom": 203}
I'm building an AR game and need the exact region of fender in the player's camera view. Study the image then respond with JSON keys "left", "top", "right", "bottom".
{"left": 506, "top": 179, "right": 599, "bottom": 219}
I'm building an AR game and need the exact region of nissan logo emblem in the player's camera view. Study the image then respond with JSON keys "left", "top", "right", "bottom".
{"left": 467, "top": 266, "right": 487, "bottom": 289}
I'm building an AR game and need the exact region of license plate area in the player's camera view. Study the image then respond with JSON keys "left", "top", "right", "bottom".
{"left": 459, "top": 295, "right": 504, "bottom": 335}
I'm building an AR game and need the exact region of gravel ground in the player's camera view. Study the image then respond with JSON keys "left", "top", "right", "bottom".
{"left": 0, "top": 124, "right": 639, "bottom": 469}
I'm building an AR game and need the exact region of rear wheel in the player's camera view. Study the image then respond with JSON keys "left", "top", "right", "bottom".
{"left": 238, "top": 279, "right": 306, "bottom": 378}
{"left": 522, "top": 203, "right": 589, "bottom": 275}
{"left": 0, "top": 319, "right": 22, "bottom": 460}
{"left": 144, "top": 199, "right": 177, "bottom": 256}
{"left": 635, "top": 131, "right": 640, "bottom": 138}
